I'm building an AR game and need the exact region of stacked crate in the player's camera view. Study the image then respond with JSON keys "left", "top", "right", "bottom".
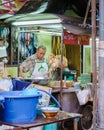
{"left": 77, "top": 73, "right": 91, "bottom": 87}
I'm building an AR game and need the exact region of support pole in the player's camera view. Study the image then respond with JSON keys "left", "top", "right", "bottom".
{"left": 60, "top": 26, "right": 64, "bottom": 110}
{"left": 96, "top": 0, "right": 104, "bottom": 130}
{"left": 91, "top": 0, "right": 97, "bottom": 130}
{"left": 83, "top": 0, "right": 91, "bottom": 27}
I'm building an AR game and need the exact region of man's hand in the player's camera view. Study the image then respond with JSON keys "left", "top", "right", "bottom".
{"left": 47, "top": 71, "right": 51, "bottom": 77}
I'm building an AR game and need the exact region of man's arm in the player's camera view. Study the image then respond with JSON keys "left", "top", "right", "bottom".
{"left": 19, "top": 56, "right": 34, "bottom": 78}
{"left": 19, "top": 66, "right": 25, "bottom": 78}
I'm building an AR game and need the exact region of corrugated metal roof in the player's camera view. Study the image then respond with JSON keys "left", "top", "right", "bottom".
{"left": 5, "top": 13, "right": 91, "bottom": 35}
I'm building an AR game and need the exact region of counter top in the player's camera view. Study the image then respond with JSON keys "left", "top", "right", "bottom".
{"left": 1, "top": 111, "right": 82, "bottom": 129}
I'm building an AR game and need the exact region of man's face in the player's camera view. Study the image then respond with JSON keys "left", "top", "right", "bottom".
{"left": 36, "top": 48, "right": 46, "bottom": 60}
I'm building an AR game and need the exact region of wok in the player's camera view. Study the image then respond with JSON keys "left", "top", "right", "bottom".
{"left": 24, "top": 77, "right": 50, "bottom": 85}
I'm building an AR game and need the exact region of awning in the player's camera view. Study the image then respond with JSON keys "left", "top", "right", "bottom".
{"left": 4, "top": 13, "right": 91, "bottom": 36}
{"left": 56, "top": 14, "right": 91, "bottom": 35}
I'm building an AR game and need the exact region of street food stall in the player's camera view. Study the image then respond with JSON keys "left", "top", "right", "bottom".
{"left": 0, "top": 13, "right": 92, "bottom": 129}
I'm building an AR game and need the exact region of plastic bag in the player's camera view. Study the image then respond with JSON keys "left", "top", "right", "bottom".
{"left": 0, "top": 78, "right": 13, "bottom": 91}
{"left": 76, "top": 88, "right": 90, "bottom": 105}
{"left": 32, "top": 84, "right": 52, "bottom": 107}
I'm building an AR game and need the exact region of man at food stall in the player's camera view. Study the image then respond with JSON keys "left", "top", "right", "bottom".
{"left": 19, "top": 45, "right": 50, "bottom": 78}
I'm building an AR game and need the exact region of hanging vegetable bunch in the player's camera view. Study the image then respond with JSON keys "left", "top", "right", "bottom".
{"left": 48, "top": 53, "right": 68, "bottom": 70}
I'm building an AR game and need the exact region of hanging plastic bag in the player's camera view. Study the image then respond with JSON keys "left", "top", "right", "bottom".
{"left": 0, "top": 78, "right": 13, "bottom": 91}
{"left": 76, "top": 88, "right": 90, "bottom": 105}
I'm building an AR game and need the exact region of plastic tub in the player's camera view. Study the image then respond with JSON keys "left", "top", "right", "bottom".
{"left": 0, "top": 91, "right": 41, "bottom": 123}
{"left": 0, "top": 96, "right": 4, "bottom": 104}
{"left": 0, "top": 96, "right": 4, "bottom": 120}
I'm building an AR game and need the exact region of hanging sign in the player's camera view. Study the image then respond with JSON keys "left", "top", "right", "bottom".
{"left": 63, "top": 30, "right": 89, "bottom": 45}
{"left": 78, "top": 35, "right": 90, "bottom": 45}
{"left": 63, "top": 30, "right": 78, "bottom": 44}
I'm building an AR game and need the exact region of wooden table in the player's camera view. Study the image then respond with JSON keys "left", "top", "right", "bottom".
{"left": 0, "top": 111, "right": 82, "bottom": 130}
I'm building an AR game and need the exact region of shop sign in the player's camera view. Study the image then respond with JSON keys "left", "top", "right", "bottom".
{"left": 63, "top": 30, "right": 78, "bottom": 44}
{"left": 63, "top": 30, "right": 89, "bottom": 45}
{"left": 78, "top": 35, "right": 90, "bottom": 45}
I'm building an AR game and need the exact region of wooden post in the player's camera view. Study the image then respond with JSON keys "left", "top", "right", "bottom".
{"left": 60, "top": 26, "right": 64, "bottom": 110}
{"left": 91, "top": 0, "right": 97, "bottom": 130}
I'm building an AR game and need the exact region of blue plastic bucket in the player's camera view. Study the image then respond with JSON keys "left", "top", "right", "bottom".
{"left": 0, "top": 96, "right": 4, "bottom": 120}
{"left": 0, "top": 91, "right": 41, "bottom": 123}
{"left": 0, "top": 96, "right": 4, "bottom": 104}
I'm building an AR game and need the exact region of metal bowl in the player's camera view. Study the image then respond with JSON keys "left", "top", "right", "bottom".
{"left": 41, "top": 107, "right": 59, "bottom": 118}
{"left": 23, "top": 77, "right": 50, "bottom": 85}
{"left": 33, "top": 77, "right": 50, "bottom": 85}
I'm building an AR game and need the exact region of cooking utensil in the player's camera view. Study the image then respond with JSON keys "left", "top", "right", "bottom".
{"left": 23, "top": 77, "right": 51, "bottom": 85}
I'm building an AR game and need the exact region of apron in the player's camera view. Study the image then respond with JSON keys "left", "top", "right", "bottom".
{"left": 31, "top": 62, "right": 48, "bottom": 78}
